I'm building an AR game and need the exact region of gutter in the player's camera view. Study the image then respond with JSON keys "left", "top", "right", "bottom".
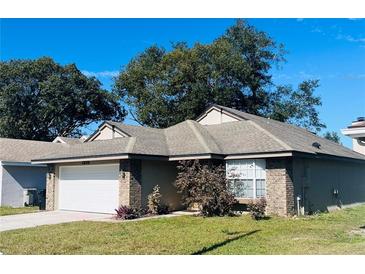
{"left": 1, "top": 161, "right": 47, "bottom": 167}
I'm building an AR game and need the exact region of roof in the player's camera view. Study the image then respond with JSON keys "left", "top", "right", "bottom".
{"left": 30, "top": 105, "right": 365, "bottom": 163}
{"left": 53, "top": 136, "right": 84, "bottom": 145}
{"left": 0, "top": 138, "right": 67, "bottom": 162}
{"left": 212, "top": 104, "right": 365, "bottom": 160}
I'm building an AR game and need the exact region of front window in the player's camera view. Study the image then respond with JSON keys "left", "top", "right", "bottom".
{"left": 226, "top": 159, "right": 266, "bottom": 199}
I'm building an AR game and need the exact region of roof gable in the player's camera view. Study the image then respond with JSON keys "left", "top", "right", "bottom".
{"left": 85, "top": 122, "right": 130, "bottom": 142}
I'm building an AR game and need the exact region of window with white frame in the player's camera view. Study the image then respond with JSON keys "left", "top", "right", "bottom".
{"left": 226, "top": 159, "right": 266, "bottom": 199}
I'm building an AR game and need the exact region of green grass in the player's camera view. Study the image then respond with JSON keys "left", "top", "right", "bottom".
{"left": 0, "top": 206, "right": 39, "bottom": 216}
{"left": 1, "top": 205, "right": 365, "bottom": 255}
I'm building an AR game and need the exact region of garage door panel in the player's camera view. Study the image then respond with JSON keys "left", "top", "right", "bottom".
{"left": 60, "top": 165, "right": 119, "bottom": 181}
{"left": 58, "top": 164, "right": 119, "bottom": 214}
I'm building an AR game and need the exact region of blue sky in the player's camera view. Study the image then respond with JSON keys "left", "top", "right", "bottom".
{"left": 0, "top": 18, "right": 364, "bottom": 148}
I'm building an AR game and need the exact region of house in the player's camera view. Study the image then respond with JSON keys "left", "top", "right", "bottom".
{"left": 0, "top": 138, "right": 60, "bottom": 207}
{"left": 341, "top": 117, "right": 365, "bottom": 156}
{"left": 0, "top": 137, "right": 81, "bottom": 207}
{"left": 30, "top": 105, "right": 365, "bottom": 216}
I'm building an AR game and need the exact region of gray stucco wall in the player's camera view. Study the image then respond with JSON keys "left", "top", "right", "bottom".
{"left": 1, "top": 165, "right": 47, "bottom": 207}
{"left": 293, "top": 157, "right": 365, "bottom": 213}
{"left": 140, "top": 160, "right": 182, "bottom": 211}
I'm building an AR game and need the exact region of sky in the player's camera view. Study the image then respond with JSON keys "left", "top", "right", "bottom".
{"left": 0, "top": 18, "right": 364, "bottom": 148}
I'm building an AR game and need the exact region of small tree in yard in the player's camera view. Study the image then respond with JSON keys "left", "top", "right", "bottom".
{"left": 175, "top": 160, "right": 236, "bottom": 217}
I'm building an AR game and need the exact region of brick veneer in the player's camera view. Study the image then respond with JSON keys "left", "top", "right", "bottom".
{"left": 45, "top": 164, "right": 56, "bottom": 211}
{"left": 119, "top": 159, "right": 142, "bottom": 207}
{"left": 266, "top": 158, "right": 295, "bottom": 216}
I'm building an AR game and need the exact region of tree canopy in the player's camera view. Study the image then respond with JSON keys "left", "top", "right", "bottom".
{"left": 0, "top": 57, "right": 126, "bottom": 141}
{"left": 323, "top": 131, "right": 341, "bottom": 144}
{"left": 114, "top": 20, "right": 325, "bottom": 132}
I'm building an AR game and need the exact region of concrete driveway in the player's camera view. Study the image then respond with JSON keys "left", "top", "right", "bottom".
{"left": 0, "top": 211, "right": 113, "bottom": 232}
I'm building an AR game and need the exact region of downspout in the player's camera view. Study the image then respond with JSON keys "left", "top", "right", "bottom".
{"left": 112, "top": 125, "right": 115, "bottom": 139}
{"left": 296, "top": 196, "right": 301, "bottom": 216}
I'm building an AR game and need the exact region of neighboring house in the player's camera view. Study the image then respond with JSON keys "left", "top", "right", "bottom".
{"left": 341, "top": 117, "right": 365, "bottom": 156}
{"left": 0, "top": 137, "right": 76, "bottom": 207}
{"left": 30, "top": 105, "right": 365, "bottom": 216}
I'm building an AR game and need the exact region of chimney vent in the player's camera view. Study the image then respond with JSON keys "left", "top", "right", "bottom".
{"left": 312, "top": 142, "right": 321, "bottom": 149}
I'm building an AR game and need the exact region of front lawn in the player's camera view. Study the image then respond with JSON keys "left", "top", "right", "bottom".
{"left": 0, "top": 206, "right": 39, "bottom": 216}
{"left": 0, "top": 205, "right": 364, "bottom": 255}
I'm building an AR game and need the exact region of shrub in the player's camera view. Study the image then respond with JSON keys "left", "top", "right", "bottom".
{"left": 115, "top": 205, "right": 145, "bottom": 220}
{"left": 147, "top": 185, "right": 170, "bottom": 215}
{"left": 247, "top": 198, "right": 267, "bottom": 220}
{"left": 157, "top": 204, "right": 170, "bottom": 215}
{"left": 147, "top": 185, "right": 162, "bottom": 214}
{"left": 175, "top": 160, "right": 236, "bottom": 217}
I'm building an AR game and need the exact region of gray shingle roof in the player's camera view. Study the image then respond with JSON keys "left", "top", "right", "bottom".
{"left": 0, "top": 138, "right": 66, "bottom": 162}
{"left": 55, "top": 137, "right": 84, "bottom": 145}
{"left": 35, "top": 137, "right": 137, "bottom": 161}
{"left": 28, "top": 105, "right": 365, "bottom": 162}
{"left": 214, "top": 104, "right": 365, "bottom": 160}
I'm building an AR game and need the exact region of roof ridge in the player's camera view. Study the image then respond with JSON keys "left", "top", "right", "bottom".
{"left": 162, "top": 128, "right": 171, "bottom": 155}
{"left": 186, "top": 120, "right": 214, "bottom": 153}
{"left": 125, "top": 137, "right": 137, "bottom": 153}
{"left": 0, "top": 137, "right": 54, "bottom": 144}
{"left": 247, "top": 120, "right": 292, "bottom": 151}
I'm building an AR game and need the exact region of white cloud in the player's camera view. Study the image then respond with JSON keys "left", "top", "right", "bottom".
{"left": 342, "top": 73, "right": 365, "bottom": 80}
{"left": 336, "top": 34, "right": 365, "bottom": 43}
{"left": 311, "top": 27, "right": 323, "bottom": 33}
{"left": 82, "top": 70, "right": 119, "bottom": 78}
{"left": 274, "top": 71, "right": 365, "bottom": 81}
{"left": 272, "top": 73, "right": 292, "bottom": 80}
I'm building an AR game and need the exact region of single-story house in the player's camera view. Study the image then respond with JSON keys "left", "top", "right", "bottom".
{"left": 0, "top": 137, "right": 81, "bottom": 207}
{"left": 29, "top": 105, "right": 365, "bottom": 216}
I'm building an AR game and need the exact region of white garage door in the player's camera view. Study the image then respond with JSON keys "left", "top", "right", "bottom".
{"left": 59, "top": 164, "right": 119, "bottom": 214}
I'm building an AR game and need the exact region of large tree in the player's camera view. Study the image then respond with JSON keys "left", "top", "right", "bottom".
{"left": 323, "top": 131, "right": 341, "bottom": 144}
{"left": 0, "top": 57, "right": 126, "bottom": 141}
{"left": 114, "top": 20, "right": 325, "bottom": 132}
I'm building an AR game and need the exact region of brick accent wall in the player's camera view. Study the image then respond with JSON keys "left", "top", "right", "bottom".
{"left": 45, "top": 164, "right": 56, "bottom": 211}
{"left": 119, "top": 159, "right": 142, "bottom": 207}
{"left": 266, "top": 158, "right": 295, "bottom": 216}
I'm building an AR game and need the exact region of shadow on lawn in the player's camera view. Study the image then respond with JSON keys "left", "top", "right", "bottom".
{"left": 191, "top": 230, "right": 260, "bottom": 255}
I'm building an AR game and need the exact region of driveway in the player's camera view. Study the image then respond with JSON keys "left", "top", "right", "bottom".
{"left": 0, "top": 211, "right": 113, "bottom": 232}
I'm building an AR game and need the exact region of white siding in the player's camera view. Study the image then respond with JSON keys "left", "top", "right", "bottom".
{"left": 93, "top": 127, "right": 124, "bottom": 141}
{"left": 198, "top": 109, "right": 239, "bottom": 125}
{"left": 353, "top": 139, "right": 365, "bottom": 155}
